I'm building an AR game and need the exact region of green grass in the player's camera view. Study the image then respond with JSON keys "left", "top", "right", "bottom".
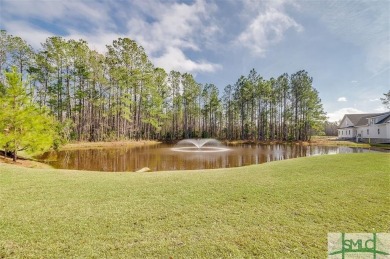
{"left": 0, "top": 153, "right": 389, "bottom": 258}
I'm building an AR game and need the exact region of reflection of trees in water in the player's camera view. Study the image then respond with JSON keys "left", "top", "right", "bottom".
{"left": 42, "top": 144, "right": 374, "bottom": 172}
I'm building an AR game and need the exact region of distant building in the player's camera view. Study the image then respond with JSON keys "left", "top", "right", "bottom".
{"left": 338, "top": 112, "right": 390, "bottom": 143}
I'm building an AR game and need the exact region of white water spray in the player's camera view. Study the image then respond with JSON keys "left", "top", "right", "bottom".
{"left": 171, "top": 139, "right": 230, "bottom": 153}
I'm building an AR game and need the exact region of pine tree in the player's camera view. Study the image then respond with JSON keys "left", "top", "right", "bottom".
{"left": 0, "top": 68, "right": 58, "bottom": 161}
{"left": 381, "top": 90, "right": 390, "bottom": 110}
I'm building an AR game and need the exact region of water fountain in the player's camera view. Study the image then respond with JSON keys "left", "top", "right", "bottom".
{"left": 171, "top": 138, "right": 230, "bottom": 153}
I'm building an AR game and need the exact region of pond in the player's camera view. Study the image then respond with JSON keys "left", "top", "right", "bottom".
{"left": 38, "top": 142, "right": 377, "bottom": 172}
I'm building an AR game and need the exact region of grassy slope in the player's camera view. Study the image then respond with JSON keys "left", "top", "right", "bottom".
{"left": 0, "top": 153, "right": 389, "bottom": 258}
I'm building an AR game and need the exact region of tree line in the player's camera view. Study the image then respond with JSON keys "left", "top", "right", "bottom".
{"left": 0, "top": 30, "right": 326, "bottom": 144}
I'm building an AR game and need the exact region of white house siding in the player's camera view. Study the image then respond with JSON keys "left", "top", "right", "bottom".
{"left": 338, "top": 128, "right": 356, "bottom": 139}
{"left": 360, "top": 125, "right": 387, "bottom": 139}
{"left": 359, "top": 126, "right": 370, "bottom": 138}
{"left": 358, "top": 124, "right": 390, "bottom": 143}
{"left": 387, "top": 123, "right": 390, "bottom": 138}
{"left": 377, "top": 124, "right": 388, "bottom": 139}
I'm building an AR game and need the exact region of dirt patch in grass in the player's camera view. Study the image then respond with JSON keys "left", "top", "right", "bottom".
{"left": 0, "top": 156, "right": 52, "bottom": 169}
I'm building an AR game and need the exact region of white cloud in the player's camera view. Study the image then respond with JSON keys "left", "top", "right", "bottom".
{"left": 4, "top": 21, "right": 53, "bottom": 49}
{"left": 327, "top": 107, "right": 365, "bottom": 122}
{"left": 154, "top": 47, "right": 221, "bottom": 73}
{"left": 2, "top": 0, "right": 109, "bottom": 29}
{"left": 64, "top": 31, "right": 125, "bottom": 54}
{"left": 240, "top": 0, "right": 300, "bottom": 15}
{"left": 337, "top": 97, "right": 347, "bottom": 102}
{"left": 1, "top": 0, "right": 221, "bottom": 74}
{"left": 237, "top": 3, "right": 302, "bottom": 55}
{"left": 4, "top": 22, "right": 121, "bottom": 54}
{"left": 2, "top": 0, "right": 113, "bottom": 52}
{"left": 125, "top": 0, "right": 221, "bottom": 73}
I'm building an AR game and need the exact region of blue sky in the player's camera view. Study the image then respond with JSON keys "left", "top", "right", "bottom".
{"left": 1, "top": 0, "right": 389, "bottom": 121}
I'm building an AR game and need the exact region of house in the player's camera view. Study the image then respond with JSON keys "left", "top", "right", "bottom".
{"left": 338, "top": 112, "right": 390, "bottom": 143}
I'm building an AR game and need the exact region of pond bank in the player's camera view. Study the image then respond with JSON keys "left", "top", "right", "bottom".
{"left": 59, "top": 140, "right": 161, "bottom": 150}
{"left": 224, "top": 136, "right": 390, "bottom": 149}
{"left": 0, "top": 141, "right": 161, "bottom": 169}
{"left": 0, "top": 155, "right": 52, "bottom": 169}
{"left": 224, "top": 136, "right": 370, "bottom": 147}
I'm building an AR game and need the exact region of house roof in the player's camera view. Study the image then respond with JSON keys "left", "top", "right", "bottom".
{"left": 355, "top": 114, "right": 381, "bottom": 126}
{"left": 377, "top": 113, "right": 390, "bottom": 124}
{"left": 341, "top": 113, "right": 380, "bottom": 127}
{"left": 339, "top": 112, "right": 390, "bottom": 128}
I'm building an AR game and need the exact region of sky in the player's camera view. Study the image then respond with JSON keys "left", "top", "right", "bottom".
{"left": 1, "top": 0, "right": 389, "bottom": 122}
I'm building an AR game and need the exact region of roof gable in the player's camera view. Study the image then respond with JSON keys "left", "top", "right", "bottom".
{"left": 339, "top": 115, "right": 353, "bottom": 128}
{"left": 338, "top": 112, "right": 390, "bottom": 128}
{"left": 339, "top": 113, "right": 379, "bottom": 127}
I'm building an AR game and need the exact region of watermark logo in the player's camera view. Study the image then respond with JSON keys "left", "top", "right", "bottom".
{"left": 328, "top": 233, "right": 390, "bottom": 258}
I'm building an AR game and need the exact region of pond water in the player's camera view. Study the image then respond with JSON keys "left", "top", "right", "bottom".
{"left": 38, "top": 143, "right": 376, "bottom": 172}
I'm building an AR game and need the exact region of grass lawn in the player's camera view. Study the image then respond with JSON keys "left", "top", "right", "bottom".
{"left": 0, "top": 153, "right": 389, "bottom": 258}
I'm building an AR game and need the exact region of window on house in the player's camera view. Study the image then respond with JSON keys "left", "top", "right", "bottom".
{"left": 378, "top": 128, "right": 380, "bottom": 135}
{"left": 349, "top": 130, "right": 350, "bottom": 135}
{"left": 367, "top": 129, "right": 369, "bottom": 135}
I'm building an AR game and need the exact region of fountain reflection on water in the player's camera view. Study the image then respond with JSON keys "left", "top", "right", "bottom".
{"left": 171, "top": 138, "right": 230, "bottom": 152}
